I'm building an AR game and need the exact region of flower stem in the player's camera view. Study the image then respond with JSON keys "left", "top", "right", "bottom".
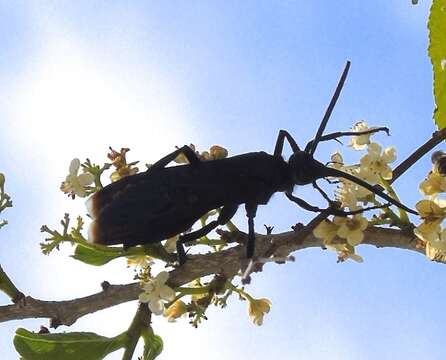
{"left": 380, "top": 178, "right": 410, "bottom": 225}
{"left": 0, "top": 265, "right": 24, "bottom": 303}
{"left": 177, "top": 286, "right": 211, "bottom": 295}
{"left": 122, "top": 303, "right": 151, "bottom": 360}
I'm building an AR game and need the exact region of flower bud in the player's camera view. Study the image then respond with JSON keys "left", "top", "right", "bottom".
{"left": 210, "top": 145, "right": 228, "bottom": 160}
{"left": 200, "top": 151, "right": 211, "bottom": 161}
{"left": 164, "top": 300, "right": 188, "bottom": 322}
{"left": 248, "top": 297, "right": 272, "bottom": 326}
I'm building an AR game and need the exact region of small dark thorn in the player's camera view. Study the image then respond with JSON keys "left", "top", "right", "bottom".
{"left": 291, "top": 223, "right": 305, "bottom": 232}
{"left": 264, "top": 224, "right": 274, "bottom": 235}
{"left": 12, "top": 292, "right": 26, "bottom": 305}
{"left": 39, "top": 326, "right": 50, "bottom": 334}
{"left": 241, "top": 276, "right": 251, "bottom": 285}
{"left": 50, "top": 318, "right": 62, "bottom": 329}
{"left": 101, "top": 281, "right": 111, "bottom": 291}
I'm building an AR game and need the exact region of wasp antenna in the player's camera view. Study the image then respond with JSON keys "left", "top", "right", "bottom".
{"left": 308, "top": 61, "right": 351, "bottom": 156}
{"left": 324, "top": 167, "right": 418, "bottom": 215}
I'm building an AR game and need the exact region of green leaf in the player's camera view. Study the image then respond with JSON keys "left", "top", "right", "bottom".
{"left": 71, "top": 244, "right": 125, "bottom": 266}
{"left": 428, "top": 0, "right": 446, "bottom": 129}
{"left": 142, "top": 329, "right": 163, "bottom": 360}
{"left": 14, "top": 328, "right": 126, "bottom": 360}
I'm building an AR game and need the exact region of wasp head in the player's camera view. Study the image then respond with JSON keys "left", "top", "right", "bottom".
{"left": 288, "top": 151, "right": 326, "bottom": 185}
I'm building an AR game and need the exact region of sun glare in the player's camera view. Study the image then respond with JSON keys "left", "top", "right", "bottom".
{"left": 6, "top": 37, "right": 192, "bottom": 176}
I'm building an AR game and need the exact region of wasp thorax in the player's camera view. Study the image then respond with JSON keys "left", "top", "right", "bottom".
{"left": 288, "top": 151, "right": 325, "bottom": 185}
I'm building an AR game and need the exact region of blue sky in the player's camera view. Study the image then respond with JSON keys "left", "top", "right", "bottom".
{"left": 0, "top": 1, "right": 443, "bottom": 359}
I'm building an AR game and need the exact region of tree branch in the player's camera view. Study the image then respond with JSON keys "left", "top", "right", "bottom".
{"left": 0, "top": 225, "right": 428, "bottom": 327}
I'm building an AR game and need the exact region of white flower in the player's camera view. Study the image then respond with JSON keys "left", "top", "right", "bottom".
{"left": 414, "top": 220, "right": 442, "bottom": 243}
{"left": 328, "top": 151, "right": 344, "bottom": 170}
{"left": 419, "top": 167, "right": 446, "bottom": 196}
{"left": 60, "top": 159, "right": 94, "bottom": 198}
{"left": 334, "top": 167, "right": 374, "bottom": 209}
{"left": 139, "top": 271, "right": 176, "bottom": 315}
{"left": 126, "top": 255, "right": 154, "bottom": 269}
{"left": 333, "top": 214, "right": 368, "bottom": 246}
{"left": 313, "top": 220, "right": 339, "bottom": 244}
{"left": 326, "top": 243, "right": 364, "bottom": 263}
{"left": 360, "top": 142, "right": 396, "bottom": 183}
{"left": 348, "top": 121, "right": 372, "bottom": 150}
{"left": 335, "top": 180, "right": 361, "bottom": 209}
{"left": 428, "top": 228, "right": 446, "bottom": 253}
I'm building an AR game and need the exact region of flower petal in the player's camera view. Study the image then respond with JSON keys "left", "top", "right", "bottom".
{"left": 159, "top": 286, "right": 176, "bottom": 301}
{"left": 382, "top": 147, "right": 396, "bottom": 163}
{"left": 347, "top": 230, "right": 364, "bottom": 246}
{"left": 139, "top": 292, "right": 151, "bottom": 303}
{"left": 155, "top": 271, "right": 169, "bottom": 284}
{"left": 78, "top": 173, "right": 94, "bottom": 186}
{"left": 149, "top": 299, "right": 164, "bottom": 315}
{"left": 69, "top": 158, "right": 81, "bottom": 175}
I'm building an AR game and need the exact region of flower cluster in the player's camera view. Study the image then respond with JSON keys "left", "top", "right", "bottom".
{"left": 414, "top": 165, "right": 446, "bottom": 259}
{"left": 107, "top": 147, "right": 139, "bottom": 182}
{"left": 313, "top": 121, "right": 398, "bottom": 261}
{"left": 174, "top": 144, "right": 228, "bottom": 163}
{"left": 330, "top": 122, "right": 396, "bottom": 210}
{"left": 314, "top": 215, "right": 368, "bottom": 247}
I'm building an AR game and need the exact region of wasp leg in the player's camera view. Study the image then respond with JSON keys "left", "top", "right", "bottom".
{"left": 245, "top": 203, "right": 258, "bottom": 258}
{"left": 304, "top": 127, "right": 389, "bottom": 153}
{"left": 150, "top": 145, "right": 200, "bottom": 172}
{"left": 285, "top": 192, "right": 389, "bottom": 216}
{"left": 176, "top": 204, "right": 239, "bottom": 265}
{"left": 273, "top": 130, "right": 301, "bottom": 158}
{"left": 312, "top": 181, "right": 336, "bottom": 205}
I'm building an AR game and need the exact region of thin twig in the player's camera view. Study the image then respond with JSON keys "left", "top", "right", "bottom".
{"left": 391, "top": 128, "right": 446, "bottom": 183}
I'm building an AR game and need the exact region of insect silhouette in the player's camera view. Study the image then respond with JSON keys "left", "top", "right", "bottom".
{"left": 87, "top": 61, "right": 416, "bottom": 265}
